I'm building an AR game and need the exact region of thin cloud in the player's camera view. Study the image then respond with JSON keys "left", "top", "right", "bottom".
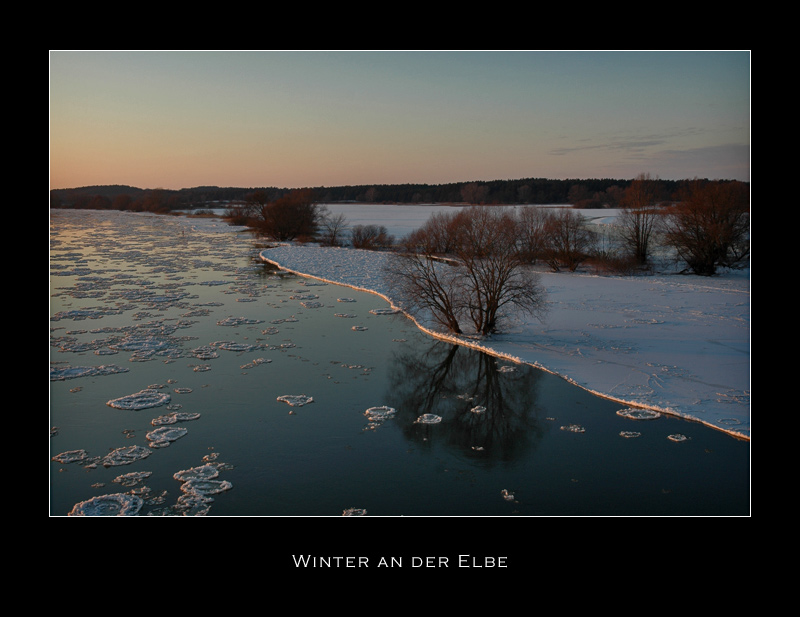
{"left": 549, "top": 126, "right": 713, "bottom": 156}
{"left": 550, "top": 138, "right": 666, "bottom": 156}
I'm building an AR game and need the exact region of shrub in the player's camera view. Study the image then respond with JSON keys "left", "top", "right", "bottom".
{"left": 350, "top": 224, "right": 394, "bottom": 250}
{"left": 254, "top": 189, "right": 321, "bottom": 241}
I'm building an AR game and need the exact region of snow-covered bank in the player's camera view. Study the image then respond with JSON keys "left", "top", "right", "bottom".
{"left": 260, "top": 244, "right": 750, "bottom": 441}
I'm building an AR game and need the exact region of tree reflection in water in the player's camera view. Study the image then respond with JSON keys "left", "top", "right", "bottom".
{"left": 385, "top": 338, "right": 547, "bottom": 465}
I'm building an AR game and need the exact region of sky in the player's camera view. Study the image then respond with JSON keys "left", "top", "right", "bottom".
{"left": 49, "top": 50, "right": 751, "bottom": 190}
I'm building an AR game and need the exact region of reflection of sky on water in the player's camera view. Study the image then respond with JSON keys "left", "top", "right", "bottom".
{"left": 50, "top": 210, "right": 749, "bottom": 516}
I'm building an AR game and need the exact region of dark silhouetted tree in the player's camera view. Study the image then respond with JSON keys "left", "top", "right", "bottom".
{"left": 401, "top": 211, "right": 460, "bottom": 254}
{"left": 318, "top": 209, "right": 349, "bottom": 247}
{"left": 255, "top": 189, "right": 321, "bottom": 241}
{"left": 350, "top": 224, "right": 393, "bottom": 249}
{"left": 516, "top": 205, "right": 549, "bottom": 264}
{"left": 389, "top": 206, "right": 546, "bottom": 336}
{"left": 617, "top": 172, "right": 663, "bottom": 265}
{"left": 541, "top": 208, "right": 595, "bottom": 272}
{"left": 663, "top": 179, "right": 749, "bottom": 276}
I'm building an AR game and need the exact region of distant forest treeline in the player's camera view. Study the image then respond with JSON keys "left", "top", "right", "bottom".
{"left": 49, "top": 177, "right": 736, "bottom": 212}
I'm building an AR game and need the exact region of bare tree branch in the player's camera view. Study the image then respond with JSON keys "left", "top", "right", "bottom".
{"left": 388, "top": 206, "right": 547, "bottom": 336}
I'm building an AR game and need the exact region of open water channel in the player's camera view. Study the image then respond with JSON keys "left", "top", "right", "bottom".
{"left": 50, "top": 209, "right": 749, "bottom": 516}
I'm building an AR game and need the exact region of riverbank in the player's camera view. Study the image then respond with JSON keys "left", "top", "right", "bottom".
{"left": 261, "top": 244, "right": 750, "bottom": 441}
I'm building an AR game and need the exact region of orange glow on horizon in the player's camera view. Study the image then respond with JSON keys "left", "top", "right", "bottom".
{"left": 50, "top": 51, "right": 750, "bottom": 190}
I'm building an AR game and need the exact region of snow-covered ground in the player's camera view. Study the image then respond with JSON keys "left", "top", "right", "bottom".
{"left": 258, "top": 203, "right": 750, "bottom": 441}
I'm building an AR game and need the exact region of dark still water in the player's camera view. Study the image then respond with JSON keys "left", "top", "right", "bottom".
{"left": 50, "top": 209, "right": 750, "bottom": 516}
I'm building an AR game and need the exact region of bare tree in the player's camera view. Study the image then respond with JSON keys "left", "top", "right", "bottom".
{"left": 663, "top": 179, "right": 750, "bottom": 276}
{"left": 516, "top": 205, "right": 549, "bottom": 263}
{"left": 224, "top": 191, "right": 265, "bottom": 226}
{"left": 541, "top": 209, "right": 595, "bottom": 272}
{"left": 402, "top": 210, "right": 459, "bottom": 254}
{"left": 245, "top": 189, "right": 271, "bottom": 211}
{"left": 452, "top": 207, "right": 546, "bottom": 335}
{"left": 388, "top": 206, "right": 546, "bottom": 336}
{"left": 318, "top": 210, "right": 349, "bottom": 246}
{"left": 388, "top": 252, "right": 465, "bottom": 333}
{"left": 224, "top": 202, "right": 255, "bottom": 226}
{"left": 617, "top": 173, "right": 663, "bottom": 265}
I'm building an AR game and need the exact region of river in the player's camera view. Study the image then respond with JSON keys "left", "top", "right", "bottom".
{"left": 50, "top": 209, "right": 749, "bottom": 516}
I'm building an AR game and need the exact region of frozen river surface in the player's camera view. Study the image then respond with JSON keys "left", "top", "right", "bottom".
{"left": 49, "top": 209, "right": 749, "bottom": 516}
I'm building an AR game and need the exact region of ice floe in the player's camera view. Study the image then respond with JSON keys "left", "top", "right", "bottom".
{"left": 173, "top": 464, "right": 220, "bottom": 482}
{"left": 173, "top": 493, "right": 214, "bottom": 515}
{"left": 68, "top": 493, "right": 143, "bottom": 516}
{"left": 199, "top": 280, "right": 230, "bottom": 286}
{"left": 146, "top": 426, "right": 188, "bottom": 448}
{"left": 180, "top": 477, "right": 233, "bottom": 496}
{"left": 414, "top": 413, "right": 442, "bottom": 424}
{"left": 51, "top": 308, "right": 122, "bottom": 321}
{"left": 52, "top": 449, "right": 90, "bottom": 464}
{"left": 211, "top": 341, "right": 262, "bottom": 352}
{"left": 191, "top": 345, "right": 220, "bottom": 359}
{"left": 616, "top": 408, "right": 661, "bottom": 421}
{"left": 110, "top": 337, "right": 170, "bottom": 353}
{"left": 240, "top": 358, "right": 271, "bottom": 369}
{"left": 364, "top": 406, "right": 396, "bottom": 430}
{"left": 277, "top": 394, "right": 314, "bottom": 407}
{"left": 217, "top": 316, "right": 264, "bottom": 326}
{"left": 107, "top": 388, "right": 171, "bottom": 410}
{"left": 102, "top": 445, "right": 152, "bottom": 466}
{"left": 113, "top": 471, "right": 152, "bottom": 487}
{"left": 166, "top": 457, "right": 234, "bottom": 515}
{"left": 50, "top": 364, "right": 129, "bottom": 381}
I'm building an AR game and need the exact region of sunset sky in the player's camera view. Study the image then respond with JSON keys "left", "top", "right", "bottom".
{"left": 49, "top": 50, "right": 750, "bottom": 190}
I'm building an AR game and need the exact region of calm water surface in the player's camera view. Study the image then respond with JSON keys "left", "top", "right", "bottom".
{"left": 50, "top": 209, "right": 750, "bottom": 516}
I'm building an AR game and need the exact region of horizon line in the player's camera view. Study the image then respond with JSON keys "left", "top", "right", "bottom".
{"left": 50, "top": 175, "right": 749, "bottom": 193}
